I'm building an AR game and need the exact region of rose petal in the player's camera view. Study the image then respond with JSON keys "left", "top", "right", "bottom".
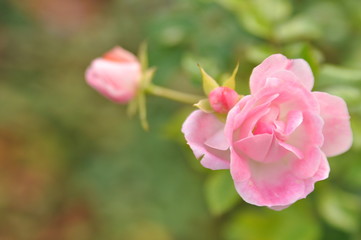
{"left": 230, "top": 149, "right": 251, "bottom": 182}
{"left": 286, "top": 111, "right": 324, "bottom": 151}
{"left": 284, "top": 110, "right": 303, "bottom": 136}
{"left": 86, "top": 58, "right": 140, "bottom": 103}
{"left": 254, "top": 72, "right": 319, "bottom": 115}
{"left": 291, "top": 147, "right": 322, "bottom": 179}
{"left": 103, "top": 46, "right": 138, "bottom": 63}
{"left": 182, "top": 110, "right": 230, "bottom": 170}
{"left": 313, "top": 92, "right": 352, "bottom": 157}
{"left": 234, "top": 134, "right": 292, "bottom": 163}
{"left": 250, "top": 54, "right": 314, "bottom": 94}
{"left": 304, "top": 151, "right": 330, "bottom": 195}
{"left": 233, "top": 162, "right": 305, "bottom": 207}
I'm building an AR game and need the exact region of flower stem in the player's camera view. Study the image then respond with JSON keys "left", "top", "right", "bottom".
{"left": 146, "top": 84, "right": 204, "bottom": 104}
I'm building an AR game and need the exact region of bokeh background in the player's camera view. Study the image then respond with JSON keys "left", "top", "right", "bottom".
{"left": 1, "top": 0, "right": 361, "bottom": 239}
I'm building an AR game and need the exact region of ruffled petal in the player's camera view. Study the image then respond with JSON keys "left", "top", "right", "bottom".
{"left": 291, "top": 147, "right": 322, "bottom": 179}
{"left": 234, "top": 134, "right": 292, "bottom": 163}
{"left": 313, "top": 92, "right": 352, "bottom": 157}
{"left": 304, "top": 151, "right": 330, "bottom": 195}
{"left": 182, "top": 110, "right": 230, "bottom": 170}
{"left": 233, "top": 160, "right": 305, "bottom": 207}
{"left": 230, "top": 149, "right": 251, "bottom": 182}
{"left": 250, "top": 54, "right": 314, "bottom": 94}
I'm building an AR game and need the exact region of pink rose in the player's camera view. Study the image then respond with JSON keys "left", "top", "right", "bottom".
{"left": 85, "top": 46, "right": 141, "bottom": 103}
{"left": 182, "top": 54, "right": 352, "bottom": 210}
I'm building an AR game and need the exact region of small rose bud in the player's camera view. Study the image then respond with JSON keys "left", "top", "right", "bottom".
{"left": 85, "top": 46, "right": 141, "bottom": 103}
{"left": 208, "top": 87, "right": 239, "bottom": 113}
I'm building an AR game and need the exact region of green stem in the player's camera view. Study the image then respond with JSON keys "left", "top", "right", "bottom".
{"left": 146, "top": 84, "right": 204, "bottom": 104}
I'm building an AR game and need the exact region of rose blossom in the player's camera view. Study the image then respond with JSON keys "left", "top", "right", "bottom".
{"left": 182, "top": 54, "right": 352, "bottom": 210}
{"left": 85, "top": 46, "right": 141, "bottom": 103}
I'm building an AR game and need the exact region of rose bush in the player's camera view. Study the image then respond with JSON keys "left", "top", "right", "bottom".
{"left": 85, "top": 46, "right": 141, "bottom": 103}
{"left": 182, "top": 54, "right": 352, "bottom": 210}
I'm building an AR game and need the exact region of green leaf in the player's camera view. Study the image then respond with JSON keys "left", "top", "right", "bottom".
{"left": 351, "top": 117, "right": 361, "bottom": 150}
{"left": 217, "top": 0, "right": 292, "bottom": 38}
{"left": 194, "top": 99, "right": 214, "bottom": 113}
{"left": 275, "top": 16, "right": 321, "bottom": 43}
{"left": 223, "top": 201, "right": 321, "bottom": 240}
{"left": 222, "top": 62, "right": 239, "bottom": 89}
{"left": 245, "top": 44, "right": 276, "bottom": 64}
{"left": 205, "top": 170, "right": 240, "bottom": 216}
{"left": 319, "top": 64, "right": 361, "bottom": 85}
{"left": 199, "top": 65, "right": 219, "bottom": 95}
{"left": 317, "top": 186, "right": 361, "bottom": 233}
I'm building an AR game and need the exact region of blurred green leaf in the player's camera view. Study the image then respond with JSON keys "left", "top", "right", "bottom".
{"left": 322, "top": 86, "right": 361, "bottom": 106}
{"left": 223, "top": 201, "right": 321, "bottom": 240}
{"left": 319, "top": 64, "right": 361, "bottom": 85}
{"left": 317, "top": 186, "right": 361, "bottom": 233}
{"left": 217, "top": 0, "right": 291, "bottom": 38}
{"left": 351, "top": 117, "right": 361, "bottom": 150}
{"left": 275, "top": 16, "right": 321, "bottom": 43}
{"left": 245, "top": 44, "right": 276, "bottom": 64}
{"left": 205, "top": 170, "right": 240, "bottom": 216}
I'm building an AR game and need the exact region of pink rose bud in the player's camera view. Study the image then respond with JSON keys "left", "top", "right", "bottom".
{"left": 85, "top": 46, "right": 141, "bottom": 103}
{"left": 208, "top": 87, "right": 239, "bottom": 113}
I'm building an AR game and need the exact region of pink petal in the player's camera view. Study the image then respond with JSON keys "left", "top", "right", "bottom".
{"left": 270, "top": 205, "right": 291, "bottom": 211}
{"left": 291, "top": 147, "right": 322, "bottom": 179}
{"left": 234, "top": 134, "right": 292, "bottom": 163}
{"left": 304, "top": 152, "right": 330, "bottom": 195}
{"left": 233, "top": 162, "right": 305, "bottom": 207}
{"left": 313, "top": 92, "right": 352, "bottom": 157}
{"left": 250, "top": 54, "right": 314, "bottom": 94}
{"left": 225, "top": 95, "right": 253, "bottom": 142}
{"left": 103, "top": 46, "right": 139, "bottom": 63}
{"left": 255, "top": 72, "right": 319, "bottom": 114}
{"left": 182, "top": 110, "right": 230, "bottom": 170}
{"left": 205, "top": 128, "right": 229, "bottom": 150}
{"left": 285, "top": 111, "right": 324, "bottom": 151}
{"left": 230, "top": 149, "right": 251, "bottom": 182}
{"left": 85, "top": 58, "right": 140, "bottom": 103}
{"left": 234, "top": 134, "right": 273, "bottom": 162}
{"left": 278, "top": 141, "right": 303, "bottom": 159}
{"left": 284, "top": 110, "right": 303, "bottom": 136}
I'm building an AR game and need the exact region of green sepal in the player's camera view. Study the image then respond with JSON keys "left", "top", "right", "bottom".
{"left": 137, "top": 91, "right": 149, "bottom": 131}
{"left": 214, "top": 113, "right": 227, "bottom": 123}
{"left": 126, "top": 98, "right": 138, "bottom": 117}
{"left": 222, "top": 62, "right": 239, "bottom": 90}
{"left": 194, "top": 99, "right": 214, "bottom": 113}
{"left": 138, "top": 41, "right": 148, "bottom": 73}
{"left": 199, "top": 65, "right": 219, "bottom": 95}
{"left": 142, "top": 67, "right": 156, "bottom": 87}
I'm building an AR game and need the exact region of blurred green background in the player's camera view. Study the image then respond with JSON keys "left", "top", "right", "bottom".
{"left": 1, "top": 0, "right": 361, "bottom": 239}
